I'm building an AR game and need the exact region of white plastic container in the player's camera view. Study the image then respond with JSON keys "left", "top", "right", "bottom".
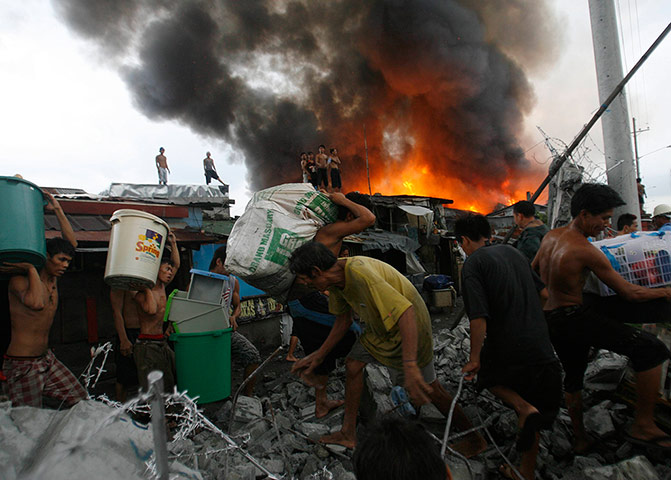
{"left": 585, "top": 231, "right": 671, "bottom": 296}
{"left": 104, "top": 209, "right": 169, "bottom": 290}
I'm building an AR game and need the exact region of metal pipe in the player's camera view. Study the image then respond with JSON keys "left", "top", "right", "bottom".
{"left": 228, "top": 345, "right": 286, "bottom": 434}
{"left": 148, "top": 370, "right": 169, "bottom": 480}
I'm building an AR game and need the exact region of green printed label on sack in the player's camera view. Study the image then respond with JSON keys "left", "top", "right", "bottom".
{"left": 265, "top": 227, "right": 306, "bottom": 265}
{"left": 307, "top": 194, "right": 338, "bottom": 223}
{"left": 249, "top": 210, "right": 274, "bottom": 274}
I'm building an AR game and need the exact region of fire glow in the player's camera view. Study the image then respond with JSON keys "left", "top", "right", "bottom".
{"left": 348, "top": 150, "right": 546, "bottom": 213}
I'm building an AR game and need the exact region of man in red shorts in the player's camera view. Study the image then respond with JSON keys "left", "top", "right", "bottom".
{"left": 1, "top": 192, "right": 87, "bottom": 407}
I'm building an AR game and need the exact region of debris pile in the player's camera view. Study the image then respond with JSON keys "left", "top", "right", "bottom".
{"left": 2, "top": 315, "right": 671, "bottom": 480}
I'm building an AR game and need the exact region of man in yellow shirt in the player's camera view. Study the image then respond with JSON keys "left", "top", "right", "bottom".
{"left": 290, "top": 242, "right": 485, "bottom": 455}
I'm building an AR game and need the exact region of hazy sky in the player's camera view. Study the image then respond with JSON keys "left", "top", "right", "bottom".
{"left": 0, "top": 0, "right": 669, "bottom": 216}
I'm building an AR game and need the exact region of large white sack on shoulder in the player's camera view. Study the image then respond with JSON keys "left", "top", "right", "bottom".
{"left": 225, "top": 183, "right": 338, "bottom": 300}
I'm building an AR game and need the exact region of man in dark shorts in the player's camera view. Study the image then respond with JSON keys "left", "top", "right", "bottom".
{"left": 203, "top": 151, "right": 226, "bottom": 186}
{"left": 287, "top": 191, "right": 375, "bottom": 416}
{"left": 457, "top": 214, "right": 561, "bottom": 480}
{"left": 110, "top": 288, "right": 140, "bottom": 401}
{"left": 288, "top": 283, "right": 359, "bottom": 417}
{"left": 533, "top": 183, "right": 671, "bottom": 453}
{"left": 315, "top": 145, "right": 329, "bottom": 189}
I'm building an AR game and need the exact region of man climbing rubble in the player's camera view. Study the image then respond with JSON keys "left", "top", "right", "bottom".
{"left": 289, "top": 241, "right": 486, "bottom": 455}
{"left": 1, "top": 192, "right": 87, "bottom": 407}
{"left": 533, "top": 183, "right": 671, "bottom": 453}
{"left": 287, "top": 191, "right": 375, "bottom": 418}
{"left": 457, "top": 213, "right": 561, "bottom": 480}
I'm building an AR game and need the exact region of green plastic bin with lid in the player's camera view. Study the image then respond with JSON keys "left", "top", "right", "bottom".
{"left": 171, "top": 328, "right": 232, "bottom": 403}
{"left": 0, "top": 176, "right": 47, "bottom": 270}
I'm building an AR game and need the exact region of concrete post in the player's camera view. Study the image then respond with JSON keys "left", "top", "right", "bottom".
{"left": 589, "top": 0, "right": 640, "bottom": 225}
{"left": 148, "top": 370, "right": 169, "bottom": 480}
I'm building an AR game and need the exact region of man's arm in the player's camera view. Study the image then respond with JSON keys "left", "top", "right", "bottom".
{"left": 134, "top": 288, "right": 158, "bottom": 315}
{"left": 6, "top": 264, "right": 45, "bottom": 311}
{"left": 230, "top": 278, "right": 242, "bottom": 331}
{"left": 462, "top": 317, "right": 486, "bottom": 381}
{"left": 110, "top": 289, "right": 133, "bottom": 356}
{"left": 168, "top": 232, "right": 180, "bottom": 271}
{"left": 44, "top": 192, "right": 77, "bottom": 248}
{"left": 397, "top": 306, "right": 433, "bottom": 405}
{"left": 292, "top": 311, "right": 353, "bottom": 376}
{"left": 588, "top": 248, "right": 671, "bottom": 301}
{"left": 316, "top": 193, "right": 376, "bottom": 242}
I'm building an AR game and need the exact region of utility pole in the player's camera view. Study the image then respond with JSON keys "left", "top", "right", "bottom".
{"left": 589, "top": 0, "right": 639, "bottom": 225}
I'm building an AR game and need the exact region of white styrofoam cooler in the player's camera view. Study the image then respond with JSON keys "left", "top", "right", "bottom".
{"left": 104, "top": 209, "right": 169, "bottom": 290}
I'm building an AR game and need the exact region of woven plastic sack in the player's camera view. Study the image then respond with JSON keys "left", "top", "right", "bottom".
{"left": 224, "top": 183, "right": 338, "bottom": 301}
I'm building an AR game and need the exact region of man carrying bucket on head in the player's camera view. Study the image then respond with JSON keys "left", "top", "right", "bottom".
{"left": 111, "top": 232, "right": 180, "bottom": 401}
{"left": 1, "top": 192, "right": 88, "bottom": 407}
{"left": 133, "top": 236, "right": 180, "bottom": 393}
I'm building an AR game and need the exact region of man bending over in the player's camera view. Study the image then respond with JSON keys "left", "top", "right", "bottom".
{"left": 289, "top": 242, "right": 485, "bottom": 455}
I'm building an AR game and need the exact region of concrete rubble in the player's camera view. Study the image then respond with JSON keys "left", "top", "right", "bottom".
{"left": 1, "top": 315, "right": 670, "bottom": 480}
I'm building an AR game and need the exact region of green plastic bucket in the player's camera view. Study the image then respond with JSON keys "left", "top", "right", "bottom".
{"left": 171, "top": 328, "right": 232, "bottom": 403}
{"left": 0, "top": 176, "right": 47, "bottom": 269}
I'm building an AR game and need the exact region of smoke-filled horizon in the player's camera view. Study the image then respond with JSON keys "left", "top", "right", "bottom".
{"left": 54, "top": 0, "right": 561, "bottom": 209}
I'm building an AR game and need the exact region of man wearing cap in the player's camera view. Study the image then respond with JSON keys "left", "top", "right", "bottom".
{"left": 652, "top": 204, "right": 671, "bottom": 232}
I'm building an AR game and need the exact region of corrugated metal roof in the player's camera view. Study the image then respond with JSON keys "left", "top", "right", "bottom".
{"left": 44, "top": 214, "right": 110, "bottom": 231}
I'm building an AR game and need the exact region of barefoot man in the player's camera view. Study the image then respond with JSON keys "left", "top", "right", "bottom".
{"left": 133, "top": 241, "right": 179, "bottom": 392}
{"left": 1, "top": 192, "right": 88, "bottom": 407}
{"left": 457, "top": 214, "right": 561, "bottom": 480}
{"left": 533, "top": 183, "right": 671, "bottom": 453}
{"left": 289, "top": 242, "right": 486, "bottom": 455}
{"left": 288, "top": 192, "right": 375, "bottom": 417}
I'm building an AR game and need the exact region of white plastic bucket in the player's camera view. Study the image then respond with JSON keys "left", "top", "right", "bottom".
{"left": 104, "top": 209, "right": 169, "bottom": 290}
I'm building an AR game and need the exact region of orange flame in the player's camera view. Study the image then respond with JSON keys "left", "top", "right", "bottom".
{"left": 349, "top": 151, "right": 546, "bottom": 213}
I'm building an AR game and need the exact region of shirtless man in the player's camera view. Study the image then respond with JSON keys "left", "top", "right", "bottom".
{"left": 327, "top": 148, "right": 342, "bottom": 193}
{"left": 533, "top": 183, "right": 671, "bottom": 453}
{"left": 288, "top": 192, "right": 375, "bottom": 417}
{"left": 315, "top": 145, "right": 329, "bottom": 190}
{"left": 1, "top": 192, "right": 87, "bottom": 407}
{"left": 111, "top": 232, "right": 179, "bottom": 401}
{"left": 156, "top": 147, "right": 170, "bottom": 185}
{"left": 203, "top": 151, "right": 225, "bottom": 186}
{"left": 133, "top": 244, "right": 179, "bottom": 392}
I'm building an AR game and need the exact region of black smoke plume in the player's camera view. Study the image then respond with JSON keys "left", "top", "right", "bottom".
{"left": 54, "top": 0, "right": 561, "bottom": 203}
